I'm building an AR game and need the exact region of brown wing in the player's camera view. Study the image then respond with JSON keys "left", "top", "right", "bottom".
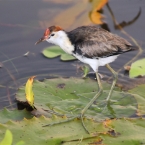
{"left": 68, "top": 26, "right": 133, "bottom": 58}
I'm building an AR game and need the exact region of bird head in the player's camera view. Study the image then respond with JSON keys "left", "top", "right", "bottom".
{"left": 35, "top": 26, "right": 63, "bottom": 45}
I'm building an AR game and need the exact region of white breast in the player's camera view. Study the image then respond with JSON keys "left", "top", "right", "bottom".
{"left": 73, "top": 53, "right": 119, "bottom": 72}
{"left": 47, "top": 31, "right": 74, "bottom": 55}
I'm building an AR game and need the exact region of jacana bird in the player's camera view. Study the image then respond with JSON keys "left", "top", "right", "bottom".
{"left": 35, "top": 25, "right": 135, "bottom": 133}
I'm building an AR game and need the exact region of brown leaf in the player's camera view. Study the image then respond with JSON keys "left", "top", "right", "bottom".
{"left": 103, "top": 119, "right": 112, "bottom": 128}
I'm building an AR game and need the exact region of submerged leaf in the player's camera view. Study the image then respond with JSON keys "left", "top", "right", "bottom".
{"left": 129, "top": 58, "right": 145, "bottom": 78}
{"left": 25, "top": 76, "right": 36, "bottom": 108}
{"left": 42, "top": 46, "right": 76, "bottom": 61}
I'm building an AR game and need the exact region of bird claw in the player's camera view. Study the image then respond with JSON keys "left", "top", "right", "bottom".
{"left": 42, "top": 114, "right": 90, "bottom": 134}
{"left": 42, "top": 115, "right": 78, "bottom": 127}
{"left": 98, "top": 99, "right": 117, "bottom": 112}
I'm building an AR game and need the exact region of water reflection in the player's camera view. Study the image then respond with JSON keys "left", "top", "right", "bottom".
{"left": 106, "top": 3, "right": 141, "bottom": 30}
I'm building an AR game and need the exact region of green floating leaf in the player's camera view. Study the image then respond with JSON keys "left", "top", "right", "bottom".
{"left": 60, "top": 53, "right": 76, "bottom": 61}
{"left": 62, "top": 118, "right": 145, "bottom": 145}
{"left": 129, "top": 58, "right": 145, "bottom": 78}
{"left": 16, "top": 77, "right": 140, "bottom": 120}
{"left": 128, "top": 84, "right": 145, "bottom": 116}
{"left": 0, "top": 117, "right": 145, "bottom": 145}
{"left": 0, "top": 108, "right": 33, "bottom": 124}
{"left": 102, "top": 118, "right": 145, "bottom": 145}
{"left": 42, "top": 46, "right": 76, "bottom": 61}
{"left": 0, "top": 130, "right": 12, "bottom": 145}
{"left": 47, "top": 90, "right": 137, "bottom": 121}
{"left": 0, "top": 116, "right": 106, "bottom": 145}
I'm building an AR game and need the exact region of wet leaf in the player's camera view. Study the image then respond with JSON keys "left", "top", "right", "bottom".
{"left": 0, "top": 116, "right": 107, "bottom": 145}
{"left": 60, "top": 54, "right": 76, "bottom": 61}
{"left": 102, "top": 118, "right": 145, "bottom": 145}
{"left": 129, "top": 58, "right": 145, "bottom": 78}
{"left": 25, "top": 76, "right": 36, "bottom": 108}
{"left": 128, "top": 84, "right": 145, "bottom": 116}
{"left": 0, "top": 117, "right": 145, "bottom": 145}
{"left": 11, "top": 77, "right": 145, "bottom": 144}
{"left": 42, "top": 46, "right": 76, "bottom": 61}
{"left": 16, "top": 77, "right": 139, "bottom": 120}
{"left": 0, "top": 108, "right": 32, "bottom": 124}
{"left": 0, "top": 130, "right": 12, "bottom": 145}
{"left": 47, "top": 90, "right": 137, "bottom": 121}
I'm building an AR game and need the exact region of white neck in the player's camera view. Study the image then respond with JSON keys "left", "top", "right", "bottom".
{"left": 47, "top": 31, "right": 74, "bottom": 55}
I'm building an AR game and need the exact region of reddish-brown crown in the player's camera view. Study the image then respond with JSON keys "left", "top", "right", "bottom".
{"left": 44, "top": 28, "right": 50, "bottom": 36}
{"left": 43, "top": 26, "right": 63, "bottom": 36}
{"left": 48, "top": 26, "right": 63, "bottom": 33}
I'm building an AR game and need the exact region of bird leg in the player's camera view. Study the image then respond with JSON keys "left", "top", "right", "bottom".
{"left": 43, "top": 73, "right": 103, "bottom": 134}
{"left": 105, "top": 64, "right": 118, "bottom": 102}
{"left": 80, "top": 72, "right": 103, "bottom": 133}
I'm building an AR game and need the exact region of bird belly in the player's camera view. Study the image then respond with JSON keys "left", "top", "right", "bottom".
{"left": 73, "top": 54, "right": 99, "bottom": 72}
{"left": 98, "top": 55, "right": 119, "bottom": 66}
{"left": 73, "top": 54, "right": 119, "bottom": 72}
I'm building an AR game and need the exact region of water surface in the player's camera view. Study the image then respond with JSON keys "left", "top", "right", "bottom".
{"left": 0, "top": 0, "right": 144, "bottom": 109}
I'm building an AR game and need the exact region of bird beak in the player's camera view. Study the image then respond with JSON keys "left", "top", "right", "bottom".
{"left": 35, "top": 36, "right": 47, "bottom": 45}
{"left": 35, "top": 28, "right": 50, "bottom": 45}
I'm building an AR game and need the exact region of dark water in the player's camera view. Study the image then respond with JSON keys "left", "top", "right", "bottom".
{"left": 0, "top": 0, "right": 145, "bottom": 109}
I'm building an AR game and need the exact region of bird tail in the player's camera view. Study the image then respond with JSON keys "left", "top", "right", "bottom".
{"left": 130, "top": 45, "right": 139, "bottom": 51}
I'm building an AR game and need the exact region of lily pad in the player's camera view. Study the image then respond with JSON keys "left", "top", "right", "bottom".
{"left": 0, "top": 108, "right": 33, "bottom": 124}
{"left": 0, "top": 116, "right": 106, "bottom": 145}
{"left": 16, "top": 78, "right": 140, "bottom": 121}
{"left": 128, "top": 84, "right": 145, "bottom": 116}
{"left": 2, "top": 77, "right": 145, "bottom": 144}
{"left": 46, "top": 90, "right": 137, "bottom": 121}
{"left": 0, "top": 116, "right": 145, "bottom": 145}
{"left": 42, "top": 46, "right": 76, "bottom": 61}
{"left": 129, "top": 58, "right": 145, "bottom": 78}
{"left": 102, "top": 118, "right": 145, "bottom": 145}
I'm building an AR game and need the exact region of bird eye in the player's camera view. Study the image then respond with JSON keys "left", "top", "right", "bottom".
{"left": 51, "top": 34, "right": 55, "bottom": 36}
